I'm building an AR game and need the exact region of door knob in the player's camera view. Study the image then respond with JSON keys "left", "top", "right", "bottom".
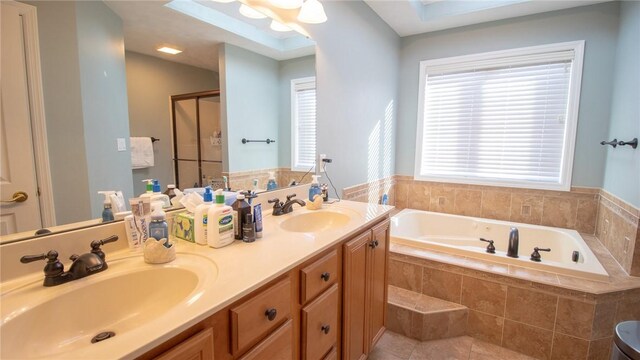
{"left": 1, "top": 191, "right": 28, "bottom": 204}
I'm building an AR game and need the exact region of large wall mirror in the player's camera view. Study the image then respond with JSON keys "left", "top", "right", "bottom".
{"left": 0, "top": 0, "right": 316, "bottom": 242}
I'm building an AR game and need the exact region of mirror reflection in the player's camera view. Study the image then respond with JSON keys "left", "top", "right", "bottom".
{"left": 0, "top": 0, "right": 316, "bottom": 241}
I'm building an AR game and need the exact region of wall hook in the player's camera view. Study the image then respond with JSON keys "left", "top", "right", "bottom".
{"left": 618, "top": 138, "right": 638, "bottom": 149}
{"left": 600, "top": 139, "right": 617, "bottom": 148}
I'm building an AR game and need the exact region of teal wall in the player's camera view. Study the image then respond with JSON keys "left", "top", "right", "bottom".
{"left": 305, "top": 1, "right": 400, "bottom": 193}
{"left": 278, "top": 55, "right": 316, "bottom": 168}
{"left": 125, "top": 51, "right": 219, "bottom": 196}
{"left": 603, "top": 1, "right": 640, "bottom": 207}
{"left": 75, "top": 1, "right": 133, "bottom": 218}
{"left": 395, "top": 2, "right": 620, "bottom": 188}
{"left": 28, "top": 0, "right": 92, "bottom": 224}
{"left": 220, "top": 43, "right": 280, "bottom": 173}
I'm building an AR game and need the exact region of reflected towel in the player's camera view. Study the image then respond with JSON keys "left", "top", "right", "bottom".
{"left": 130, "top": 137, "right": 154, "bottom": 169}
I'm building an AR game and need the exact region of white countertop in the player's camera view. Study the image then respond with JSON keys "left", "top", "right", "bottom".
{"left": 0, "top": 200, "right": 393, "bottom": 359}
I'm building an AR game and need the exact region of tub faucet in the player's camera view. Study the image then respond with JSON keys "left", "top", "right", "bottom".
{"left": 507, "top": 227, "right": 519, "bottom": 258}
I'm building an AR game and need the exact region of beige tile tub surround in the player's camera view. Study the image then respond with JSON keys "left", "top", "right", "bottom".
{"left": 387, "top": 238, "right": 640, "bottom": 360}
{"left": 343, "top": 176, "right": 640, "bottom": 276}
{"left": 223, "top": 167, "right": 309, "bottom": 192}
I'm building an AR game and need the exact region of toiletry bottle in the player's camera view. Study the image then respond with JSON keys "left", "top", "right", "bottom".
{"left": 164, "top": 184, "right": 177, "bottom": 199}
{"left": 253, "top": 204, "right": 263, "bottom": 238}
{"left": 309, "top": 175, "right": 322, "bottom": 201}
{"left": 223, "top": 176, "right": 230, "bottom": 191}
{"left": 194, "top": 187, "right": 214, "bottom": 245}
{"left": 231, "top": 192, "right": 251, "bottom": 240}
{"left": 149, "top": 203, "right": 170, "bottom": 248}
{"left": 151, "top": 179, "right": 171, "bottom": 208}
{"left": 98, "top": 191, "right": 115, "bottom": 222}
{"left": 124, "top": 214, "right": 141, "bottom": 251}
{"left": 267, "top": 171, "right": 278, "bottom": 191}
{"left": 207, "top": 189, "right": 235, "bottom": 248}
{"left": 252, "top": 178, "right": 259, "bottom": 192}
{"left": 141, "top": 179, "right": 154, "bottom": 197}
{"left": 321, "top": 184, "right": 329, "bottom": 202}
{"left": 242, "top": 213, "right": 256, "bottom": 243}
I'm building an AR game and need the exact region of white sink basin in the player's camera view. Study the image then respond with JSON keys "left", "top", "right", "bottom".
{"left": 0, "top": 254, "right": 217, "bottom": 359}
{"left": 279, "top": 211, "right": 351, "bottom": 233}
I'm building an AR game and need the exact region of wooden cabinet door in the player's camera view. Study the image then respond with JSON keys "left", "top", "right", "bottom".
{"left": 342, "top": 230, "right": 371, "bottom": 360}
{"left": 302, "top": 284, "right": 339, "bottom": 360}
{"left": 368, "top": 219, "right": 389, "bottom": 351}
{"left": 155, "top": 328, "right": 214, "bottom": 360}
{"left": 238, "top": 319, "right": 293, "bottom": 360}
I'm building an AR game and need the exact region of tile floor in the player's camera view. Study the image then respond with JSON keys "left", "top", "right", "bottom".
{"left": 370, "top": 331, "right": 536, "bottom": 360}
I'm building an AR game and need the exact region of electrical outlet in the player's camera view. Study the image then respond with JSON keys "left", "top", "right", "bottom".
{"left": 117, "top": 138, "right": 126, "bottom": 151}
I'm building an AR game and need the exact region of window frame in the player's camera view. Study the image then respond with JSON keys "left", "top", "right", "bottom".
{"left": 414, "top": 41, "right": 585, "bottom": 191}
{"left": 290, "top": 76, "right": 317, "bottom": 172}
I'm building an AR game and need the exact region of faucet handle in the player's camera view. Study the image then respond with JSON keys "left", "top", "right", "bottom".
{"left": 90, "top": 235, "right": 119, "bottom": 260}
{"left": 530, "top": 247, "right": 551, "bottom": 262}
{"left": 268, "top": 198, "right": 280, "bottom": 205}
{"left": 479, "top": 238, "right": 496, "bottom": 254}
{"left": 20, "top": 250, "right": 59, "bottom": 263}
{"left": 286, "top": 193, "right": 297, "bottom": 201}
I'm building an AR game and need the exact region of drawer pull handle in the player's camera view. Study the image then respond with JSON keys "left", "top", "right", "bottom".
{"left": 321, "top": 324, "right": 330, "bottom": 334}
{"left": 320, "top": 272, "right": 330, "bottom": 282}
{"left": 265, "top": 308, "right": 277, "bottom": 321}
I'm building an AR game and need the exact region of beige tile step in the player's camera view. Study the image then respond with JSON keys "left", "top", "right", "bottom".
{"left": 386, "top": 285, "right": 468, "bottom": 341}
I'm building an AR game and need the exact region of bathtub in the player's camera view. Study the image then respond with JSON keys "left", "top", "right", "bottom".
{"left": 391, "top": 209, "right": 609, "bottom": 281}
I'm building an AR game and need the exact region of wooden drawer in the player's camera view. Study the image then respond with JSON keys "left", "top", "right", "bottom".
{"left": 323, "top": 347, "right": 337, "bottom": 360}
{"left": 231, "top": 277, "right": 291, "bottom": 354}
{"left": 238, "top": 319, "right": 293, "bottom": 360}
{"left": 300, "top": 249, "right": 338, "bottom": 304}
{"left": 302, "top": 284, "right": 339, "bottom": 360}
{"left": 154, "top": 328, "right": 213, "bottom": 360}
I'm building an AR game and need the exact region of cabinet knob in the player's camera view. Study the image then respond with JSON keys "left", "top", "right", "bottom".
{"left": 265, "top": 308, "right": 277, "bottom": 321}
{"left": 321, "top": 324, "right": 330, "bottom": 334}
{"left": 320, "top": 272, "right": 330, "bottom": 282}
{"left": 369, "top": 240, "right": 379, "bottom": 248}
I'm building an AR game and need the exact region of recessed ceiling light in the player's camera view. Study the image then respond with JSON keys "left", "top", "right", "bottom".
{"left": 157, "top": 46, "right": 182, "bottom": 55}
{"left": 268, "top": 0, "right": 303, "bottom": 9}
{"left": 270, "top": 20, "right": 292, "bottom": 32}
{"left": 239, "top": 4, "right": 267, "bottom": 19}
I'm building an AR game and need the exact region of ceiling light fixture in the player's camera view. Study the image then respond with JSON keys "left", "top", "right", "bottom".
{"left": 269, "top": 19, "right": 293, "bottom": 32}
{"left": 268, "top": 0, "right": 303, "bottom": 10}
{"left": 239, "top": 4, "right": 267, "bottom": 19}
{"left": 297, "top": 0, "right": 327, "bottom": 24}
{"left": 210, "top": 0, "right": 235, "bottom": 3}
{"left": 157, "top": 46, "right": 182, "bottom": 55}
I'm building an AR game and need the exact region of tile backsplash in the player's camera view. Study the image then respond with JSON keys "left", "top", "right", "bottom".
{"left": 343, "top": 176, "right": 640, "bottom": 276}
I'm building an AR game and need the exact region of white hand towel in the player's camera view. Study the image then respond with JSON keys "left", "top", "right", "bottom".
{"left": 130, "top": 137, "right": 154, "bottom": 169}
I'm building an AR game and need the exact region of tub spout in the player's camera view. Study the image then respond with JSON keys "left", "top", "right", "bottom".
{"left": 507, "top": 227, "right": 519, "bottom": 258}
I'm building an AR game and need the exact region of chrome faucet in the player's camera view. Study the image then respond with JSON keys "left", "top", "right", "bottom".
{"left": 20, "top": 235, "right": 118, "bottom": 287}
{"left": 507, "top": 227, "right": 519, "bottom": 258}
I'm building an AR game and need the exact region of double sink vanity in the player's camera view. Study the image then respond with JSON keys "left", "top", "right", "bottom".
{"left": 0, "top": 200, "right": 393, "bottom": 360}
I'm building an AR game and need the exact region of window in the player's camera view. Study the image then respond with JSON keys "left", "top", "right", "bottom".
{"left": 415, "top": 41, "right": 584, "bottom": 191}
{"left": 291, "top": 77, "right": 317, "bottom": 171}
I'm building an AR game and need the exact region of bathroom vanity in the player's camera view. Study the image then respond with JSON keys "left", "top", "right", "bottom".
{"left": 0, "top": 200, "right": 392, "bottom": 360}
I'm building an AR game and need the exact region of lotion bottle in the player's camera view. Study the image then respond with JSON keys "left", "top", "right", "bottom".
{"left": 308, "top": 175, "right": 322, "bottom": 201}
{"left": 194, "top": 187, "right": 213, "bottom": 245}
{"left": 207, "top": 189, "right": 234, "bottom": 248}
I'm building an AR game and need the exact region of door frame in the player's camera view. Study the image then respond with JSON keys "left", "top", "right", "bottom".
{"left": 6, "top": 1, "right": 55, "bottom": 227}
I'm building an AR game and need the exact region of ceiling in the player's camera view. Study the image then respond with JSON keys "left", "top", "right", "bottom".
{"left": 104, "top": 1, "right": 315, "bottom": 72}
{"left": 364, "top": 0, "right": 612, "bottom": 37}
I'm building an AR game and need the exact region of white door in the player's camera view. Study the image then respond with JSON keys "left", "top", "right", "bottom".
{"left": 0, "top": 2, "right": 43, "bottom": 235}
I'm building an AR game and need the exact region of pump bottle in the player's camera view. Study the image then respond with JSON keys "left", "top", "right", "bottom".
{"left": 207, "top": 190, "right": 235, "bottom": 248}
{"left": 308, "top": 175, "right": 322, "bottom": 201}
{"left": 194, "top": 187, "right": 214, "bottom": 245}
{"left": 98, "top": 191, "right": 115, "bottom": 222}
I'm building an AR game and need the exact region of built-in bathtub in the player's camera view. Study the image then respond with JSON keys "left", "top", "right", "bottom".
{"left": 391, "top": 209, "right": 609, "bottom": 281}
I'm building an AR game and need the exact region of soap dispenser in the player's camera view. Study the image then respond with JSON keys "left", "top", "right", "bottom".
{"left": 150, "top": 179, "right": 171, "bottom": 208}
{"left": 207, "top": 189, "right": 234, "bottom": 248}
{"left": 267, "top": 171, "right": 278, "bottom": 191}
{"left": 149, "top": 202, "right": 170, "bottom": 248}
{"left": 98, "top": 191, "right": 115, "bottom": 222}
{"left": 141, "top": 179, "right": 154, "bottom": 197}
{"left": 308, "top": 175, "right": 322, "bottom": 201}
{"left": 194, "top": 187, "right": 214, "bottom": 245}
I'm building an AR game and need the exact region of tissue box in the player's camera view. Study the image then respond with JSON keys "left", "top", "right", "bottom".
{"left": 173, "top": 212, "right": 194, "bottom": 242}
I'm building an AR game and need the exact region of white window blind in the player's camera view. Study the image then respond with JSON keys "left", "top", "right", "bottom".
{"left": 291, "top": 77, "right": 316, "bottom": 171}
{"left": 415, "top": 42, "right": 584, "bottom": 190}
